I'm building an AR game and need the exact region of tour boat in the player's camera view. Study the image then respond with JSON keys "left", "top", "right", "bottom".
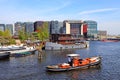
{"left": 46, "top": 54, "right": 101, "bottom": 72}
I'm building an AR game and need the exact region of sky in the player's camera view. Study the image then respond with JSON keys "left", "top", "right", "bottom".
{"left": 0, "top": 0, "right": 120, "bottom": 35}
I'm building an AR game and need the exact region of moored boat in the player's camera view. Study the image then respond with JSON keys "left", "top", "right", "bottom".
{"left": 9, "top": 46, "right": 36, "bottom": 57}
{"left": 101, "top": 39, "right": 119, "bottom": 42}
{"left": 0, "top": 45, "right": 25, "bottom": 51}
{"left": 46, "top": 54, "right": 101, "bottom": 72}
{"left": 0, "top": 52, "right": 10, "bottom": 60}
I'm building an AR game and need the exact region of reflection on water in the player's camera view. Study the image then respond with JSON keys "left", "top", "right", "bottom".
{"left": 0, "top": 41, "right": 120, "bottom": 80}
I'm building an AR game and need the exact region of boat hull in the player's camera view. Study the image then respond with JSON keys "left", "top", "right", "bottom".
{"left": 46, "top": 56, "right": 101, "bottom": 72}
{"left": 10, "top": 49, "right": 36, "bottom": 57}
{"left": 5, "top": 46, "right": 36, "bottom": 57}
{"left": 47, "top": 65, "right": 90, "bottom": 72}
{"left": 0, "top": 52, "right": 10, "bottom": 60}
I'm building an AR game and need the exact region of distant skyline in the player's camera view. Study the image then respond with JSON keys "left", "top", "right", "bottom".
{"left": 0, "top": 0, "right": 120, "bottom": 35}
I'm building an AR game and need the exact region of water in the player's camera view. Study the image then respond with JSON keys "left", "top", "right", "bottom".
{"left": 0, "top": 41, "right": 120, "bottom": 80}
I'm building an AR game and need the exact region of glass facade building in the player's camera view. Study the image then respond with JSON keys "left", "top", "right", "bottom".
{"left": 50, "top": 21, "right": 63, "bottom": 34}
{"left": 0, "top": 24, "right": 5, "bottom": 31}
{"left": 84, "top": 20, "right": 97, "bottom": 38}
{"left": 0, "top": 20, "right": 98, "bottom": 40}
{"left": 14, "top": 22, "right": 24, "bottom": 35}
{"left": 23, "top": 22, "right": 34, "bottom": 34}
{"left": 34, "top": 21, "right": 50, "bottom": 33}
{"left": 34, "top": 21, "right": 44, "bottom": 32}
{"left": 5, "top": 24, "right": 13, "bottom": 35}
{"left": 70, "top": 23, "right": 82, "bottom": 34}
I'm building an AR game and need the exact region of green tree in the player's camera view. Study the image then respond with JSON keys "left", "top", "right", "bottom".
{"left": 37, "top": 22, "right": 49, "bottom": 41}
{"left": 36, "top": 22, "right": 49, "bottom": 49}
{"left": 0, "top": 30, "right": 3, "bottom": 36}
{"left": 9, "top": 38, "right": 16, "bottom": 44}
{"left": 3, "top": 29, "right": 11, "bottom": 38}
{"left": 18, "top": 29, "right": 28, "bottom": 42}
{"left": 0, "top": 30, "right": 15, "bottom": 45}
{"left": 29, "top": 33, "right": 36, "bottom": 41}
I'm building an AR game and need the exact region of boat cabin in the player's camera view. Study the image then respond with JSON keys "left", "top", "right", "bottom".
{"left": 67, "top": 54, "right": 80, "bottom": 67}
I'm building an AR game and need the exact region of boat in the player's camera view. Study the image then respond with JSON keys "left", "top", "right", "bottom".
{"left": 0, "top": 45, "right": 26, "bottom": 51}
{"left": 46, "top": 54, "right": 101, "bottom": 72}
{"left": 101, "top": 39, "right": 119, "bottom": 42}
{"left": 8, "top": 46, "right": 36, "bottom": 57}
{"left": 0, "top": 52, "right": 10, "bottom": 60}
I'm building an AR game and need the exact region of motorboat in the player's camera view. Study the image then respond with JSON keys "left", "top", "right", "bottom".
{"left": 0, "top": 46, "right": 36, "bottom": 57}
{"left": 0, "top": 52, "right": 10, "bottom": 60}
{"left": 0, "top": 45, "right": 25, "bottom": 51}
{"left": 9, "top": 46, "right": 36, "bottom": 57}
{"left": 46, "top": 54, "right": 101, "bottom": 72}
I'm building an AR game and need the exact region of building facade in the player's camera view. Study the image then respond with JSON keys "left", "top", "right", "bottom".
{"left": 34, "top": 21, "right": 44, "bottom": 32}
{"left": 83, "top": 23, "right": 88, "bottom": 38}
{"left": 14, "top": 22, "right": 24, "bottom": 35}
{"left": 0, "top": 24, "right": 5, "bottom": 31}
{"left": 23, "top": 22, "right": 34, "bottom": 34}
{"left": 84, "top": 20, "right": 97, "bottom": 38}
{"left": 63, "top": 20, "right": 84, "bottom": 38}
{"left": 50, "top": 20, "right": 63, "bottom": 34}
{"left": 34, "top": 21, "right": 50, "bottom": 35}
{"left": 5, "top": 24, "right": 13, "bottom": 35}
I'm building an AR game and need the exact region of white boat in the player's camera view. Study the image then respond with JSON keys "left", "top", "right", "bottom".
{"left": 0, "top": 52, "right": 10, "bottom": 60}
{"left": 0, "top": 45, "right": 25, "bottom": 51}
{"left": 11, "top": 47, "right": 35, "bottom": 53}
{"left": 0, "top": 46, "right": 36, "bottom": 57}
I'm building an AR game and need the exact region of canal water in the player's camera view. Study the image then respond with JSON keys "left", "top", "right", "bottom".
{"left": 0, "top": 41, "right": 120, "bottom": 80}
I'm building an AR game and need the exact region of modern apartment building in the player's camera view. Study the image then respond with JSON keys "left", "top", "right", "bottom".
{"left": 23, "top": 22, "right": 34, "bottom": 34}
{"left": 34, "top": 21, "right": 50, "bottom": 35}
{"left": 34, "top": 21, "right": 44, "bottom": 32}
{"left": 14, "top": 22, "right": 24, "bottom": 35}
{"left": 84, "top": 20, "right": 97, "bottom": 38}
{"left": 63, "top": 20, "right": 84, "bottom": 37}
{"left": 0, "top": 20, "right": 98, "bottom": 40}
{"left": 5, "top": 24, "right": 13, "bottom": 35}
{"left": 50, "top": 20, "right": 63, "bottom": 34}
{"left": 0, "top": 24, "right": 5, "bottom": 31}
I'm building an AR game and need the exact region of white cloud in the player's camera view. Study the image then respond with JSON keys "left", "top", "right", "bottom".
{"left": 78, "top": 8, "right": 119, "bottom": 15}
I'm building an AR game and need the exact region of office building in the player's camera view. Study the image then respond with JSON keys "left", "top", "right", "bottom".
{"left": 50, "top": 20, "right": 63, "bottom": 34}
{"left": 23, "top": 22, "right": 34, "bottom": 34}
{"left": 14, "top": 22, "right": 24, "bottom": 35}
{"left": 34, "top": 21, "right": 50, "bottom": 34}
{"left": 84, "top": 20, "right": 97, "bottom": 38}
{"left": 63, "top": 20, "right": 83, "bottom": 37}
{"left": 5, "top": 24, "right": 13, "bottom": 35}
{"left": 34, "top": 21, "right": 44, "bottom": 32}
{"left": 0, "top": 24, "right": 5, "bottom": 31}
